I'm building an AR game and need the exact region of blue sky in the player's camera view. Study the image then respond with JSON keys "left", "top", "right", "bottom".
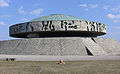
{"left": 0, "top": 0, "right": 120, "bottom": 42}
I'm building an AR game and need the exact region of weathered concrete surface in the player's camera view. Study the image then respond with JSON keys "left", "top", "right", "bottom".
{"left": 0, "top": 37, "right": 120, "bottom": 56}
{"left": 9, "top": 14, "right": 106, "bottom": 38}
{"left": 81, "top": 38, "right": 108, "bottom": 56}
{"left": 94, "top": 38, "right": 120, "bottom": 55}
{"left": 0, "top": 37, "right": 87, "bottom": 55}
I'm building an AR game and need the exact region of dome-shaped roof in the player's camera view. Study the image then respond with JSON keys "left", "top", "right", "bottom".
{"left": 10, "top": 14, "right": 106, "bottom": 38}
{"left": 30, "top": 14, "right": 84, "bottom": 22}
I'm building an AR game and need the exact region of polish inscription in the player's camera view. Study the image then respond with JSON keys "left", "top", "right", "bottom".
{"left": 86, "top": 21, "right": 106, "bottom": 32}
{"left": 61, "top": 21, "right": 77, "bottom": 30}
{"left": 41, "top": 21, "right": 55, "bottom": 31}
{"left": 10, "top": 20, "right": 106, "bottom": 35}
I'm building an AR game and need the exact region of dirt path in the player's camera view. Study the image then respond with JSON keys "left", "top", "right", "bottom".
{"left": 0, "top": 55, "right": 120, "bottom": 61}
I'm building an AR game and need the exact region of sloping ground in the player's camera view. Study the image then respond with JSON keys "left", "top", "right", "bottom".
{"left": 0, "top": 37, "right": 120, "bottom": 56}
{"left": 0, "top": 61, "right": 120, "bottom": 74}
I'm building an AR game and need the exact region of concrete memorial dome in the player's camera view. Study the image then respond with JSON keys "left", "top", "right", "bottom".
{"left": 0, "top": 14, "right": 120, "bottom": 56}
{"left": 9, "top": 14, "right": 106, "bottom": 38}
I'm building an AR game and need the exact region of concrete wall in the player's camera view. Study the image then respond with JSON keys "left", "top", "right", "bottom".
{"left": 0, "top": 37, "right": 87, "bottom": 55}
{"left": 0, "top": 37, "right": 120, "bottom": 56}
{"left": 94, "top": 38, "right": 120, "bottom": 55}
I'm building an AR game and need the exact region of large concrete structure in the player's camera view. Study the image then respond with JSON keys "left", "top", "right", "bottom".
{"left": 0, "top": 14, "right": 120, "bottom": 56}
{"left": 9, "top": 14, "right": 106, "bottom": 38}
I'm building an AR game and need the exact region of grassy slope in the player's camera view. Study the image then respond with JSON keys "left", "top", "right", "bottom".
{"left": 0, "top": 60, "right": 120, "bottom": 74}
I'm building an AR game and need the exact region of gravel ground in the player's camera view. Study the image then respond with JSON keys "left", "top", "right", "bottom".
{"left": 0, "top": 55, "right": 120, "bottom": 61}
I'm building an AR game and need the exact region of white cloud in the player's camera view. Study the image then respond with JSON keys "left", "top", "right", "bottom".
{"left": 89, "top": 4, "right": 98, "bottom": 8}
{"left": 107, "top": 14, "right": 120, "bottom": 19}
{"left": 79, "top": 4, "right": 98, "bottom": 8}
{"left": 107, "top": 14, "right": 120, "bottom": 23}
{"left": 30, "top": 8, "right": 43, "bottom": 15}
{"left": 18, "top": 7, "right": 44, "bottom": 15}
{"left": 106, "top": 14, "right": 116, "bottom": 19}
{"left": 104, "top": 6, "right": 120, "bottom": 23}
{"left": 79, "top": 3, "right": 98, "bottom": 11}
{"left": 0, "top": 0, "right": 10, "bottom": 7}
{"left": 18, "top": 6, "right": 26, "bottom": 14}
{"left": 79, "top": 4, "right": 87, "bottom": 7}
{"left": 0, "top": 21, "right": 7, "bottom": 26}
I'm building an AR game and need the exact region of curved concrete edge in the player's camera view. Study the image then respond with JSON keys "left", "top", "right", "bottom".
{"left": 0, "top": 55, "right": 120, "bottom": 61}
{"left": 9, "top": 20, "right": 106, "bottom": 38}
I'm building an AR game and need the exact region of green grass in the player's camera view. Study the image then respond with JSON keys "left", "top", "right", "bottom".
{"left": 0, "top": 60, "right": 120, "bottom": 74}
